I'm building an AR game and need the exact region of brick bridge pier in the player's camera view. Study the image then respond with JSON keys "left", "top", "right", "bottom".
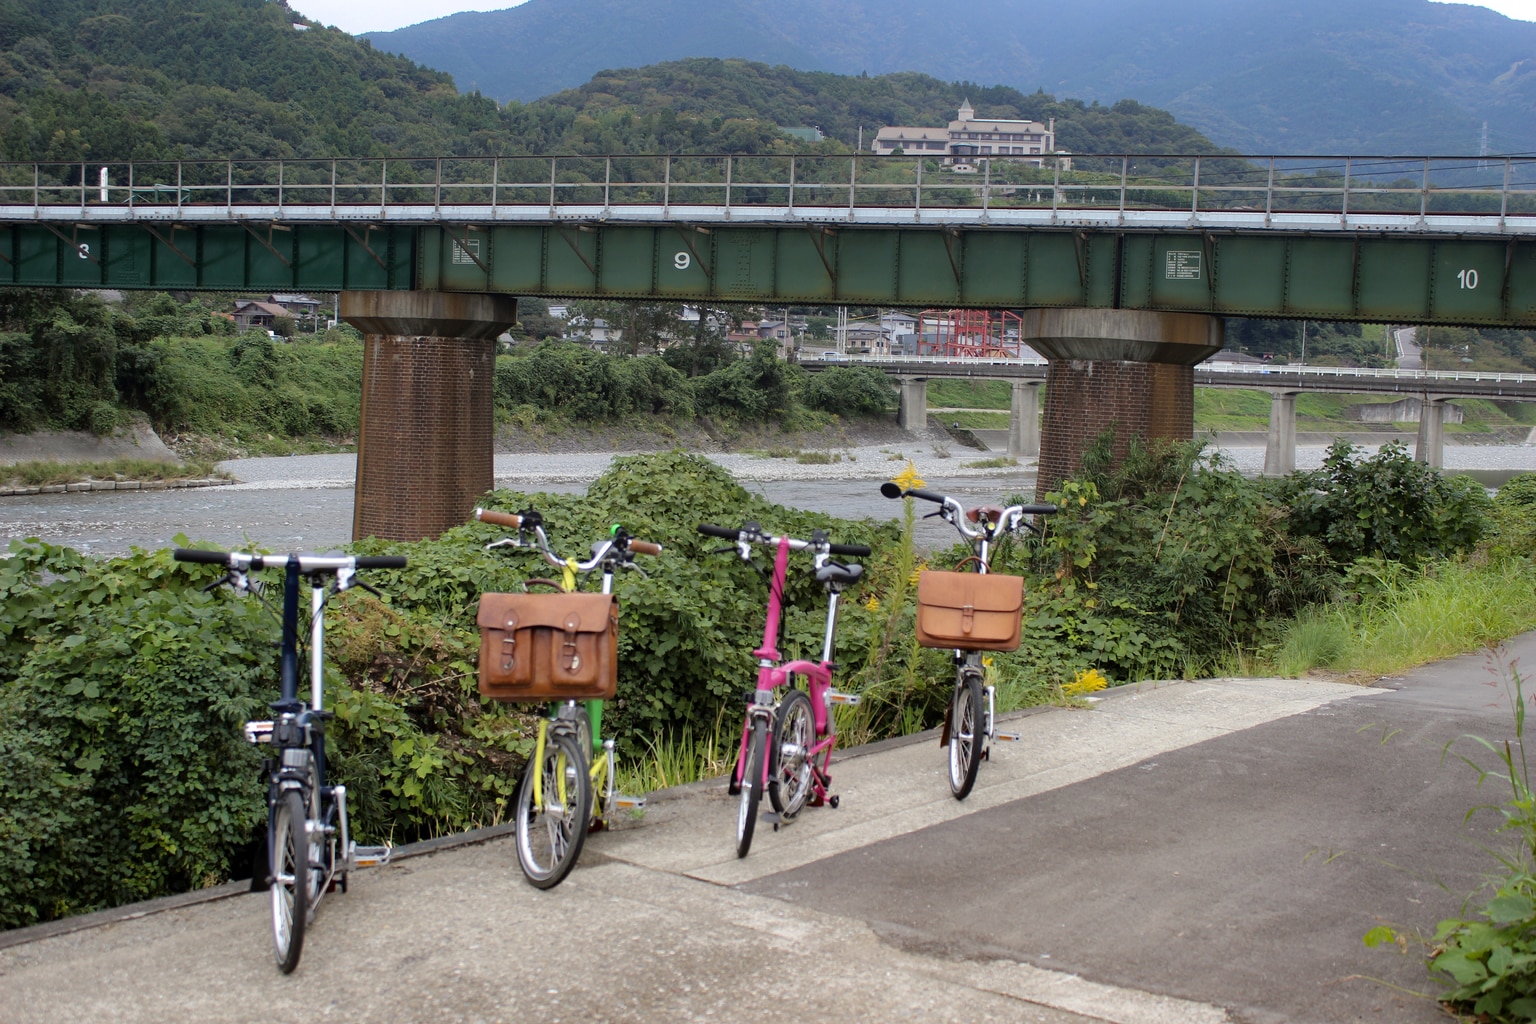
{"left": 1023, "top": 309, "right": 1224, "bottom": 497}
{"left": 341, "top": 291, "right": 518, "bottom": 542}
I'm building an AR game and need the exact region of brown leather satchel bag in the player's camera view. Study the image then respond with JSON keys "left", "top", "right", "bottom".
{"left": 914, "top": 570, "right": 1024, "bottom": 652}
{"left": 476, "top": 592, "right": 619, "bottom": 701}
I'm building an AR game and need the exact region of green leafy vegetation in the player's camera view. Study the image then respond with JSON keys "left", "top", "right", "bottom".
{"left": 3, "top": 436, "right": 1530, "bottom": 932}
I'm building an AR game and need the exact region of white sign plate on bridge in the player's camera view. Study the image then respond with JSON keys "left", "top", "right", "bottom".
{"left": 1165, "top": 250, "right": 1202, "bottom": 280}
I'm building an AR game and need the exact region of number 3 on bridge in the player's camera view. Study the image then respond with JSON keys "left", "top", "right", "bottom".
{"left": 673, "top": 252, "right": 691, "bottom": 271}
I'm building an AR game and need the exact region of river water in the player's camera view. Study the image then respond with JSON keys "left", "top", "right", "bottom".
{"left": 6, "top": 442, "right": 1536, "bottom": 558}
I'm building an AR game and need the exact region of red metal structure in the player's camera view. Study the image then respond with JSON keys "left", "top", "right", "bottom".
{"left": 917, "top": 309, "right": 1025, "bottom": 358}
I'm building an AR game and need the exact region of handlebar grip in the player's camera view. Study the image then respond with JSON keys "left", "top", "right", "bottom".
{"left": 173, "top": 548, "right": 230, "bottom": 565}
{"left": 474, "top": 508, "right": 523, "bottom": 528}
{"left": 354, "top": 555, "right": 408, "bottom": 569}
{"left": 829, "top": 542, "right": 872, "bottom": 557}
{"left": 697, "top": 524, "right": 739, "bottom": 539}
{"left": 628, "top": 540, "right": 662, "bottom": 557}
{"left": 1019, "top": 504, "right": 1058, "bottom": 515}
{"left": 907, "top": 488, "right": 948, "bottom": 504}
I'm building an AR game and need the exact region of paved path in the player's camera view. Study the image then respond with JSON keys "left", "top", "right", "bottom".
{"left": 4, "top": 640, "right": 1528, "bottom": 1023}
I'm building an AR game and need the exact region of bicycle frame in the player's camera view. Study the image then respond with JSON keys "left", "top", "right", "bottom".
{"left": 732, "top": 536, "right": 846, "bottom": 807}
{"left": 174, "top": 547, "right": 402, "bottom": 972}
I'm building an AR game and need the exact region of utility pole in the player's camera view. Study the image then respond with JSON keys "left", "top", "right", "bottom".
{"left": 1299, "top": 320, "right": 1306, "bottom": 367}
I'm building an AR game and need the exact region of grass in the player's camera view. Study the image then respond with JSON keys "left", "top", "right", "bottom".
{"left": 944, "top": 410, "right": 1009, "bottom": 430}
{"left": 964, "top": 456, "right": 1019, "bottom": 469}
{"left": 1266, "top": 558, "right": 1536, "bottom": 678}
{"left": 0, "top": 458, "right": 226, "bottom": 488}
{"left": 617, "top": 712, "right": 735, "bottom": 796}
{"left": 927, "top": 379, "right": 1011, "bottom": 410}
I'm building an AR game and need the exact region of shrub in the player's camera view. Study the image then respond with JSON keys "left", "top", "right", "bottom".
{"left": 800, "top": 366, "right": 895, "bottom": 415}
{"left": 1282, "top": 440, "right": 1492, "bottom": 567}
{"left": 0, "top": 543, "right": 270, "bottom": 929}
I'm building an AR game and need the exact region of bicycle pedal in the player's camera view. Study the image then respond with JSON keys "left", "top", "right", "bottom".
{"left": 352, "top": 845, "right": 392, "bottom": 869}
{"left": 612, "top": 795, "right": 646, "bottom": 812}
{"left": 995, "top": 731, "right": 1021, "bottom": 742}
{"left": 826, "top": 690, "right": 861, "bottom": 706}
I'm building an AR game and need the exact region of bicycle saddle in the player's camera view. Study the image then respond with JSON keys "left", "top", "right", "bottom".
{"left": 966, "top": 505, "right": 1005, "bottom": 524}
{"left": 816, "top": 562, "right": 864, "bottom": 586}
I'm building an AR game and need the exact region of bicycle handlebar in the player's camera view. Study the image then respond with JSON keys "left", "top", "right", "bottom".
{"left": 697, "top": 523, "right": 872, "bottom": 558}
{"left": 475, "top": 507, "right": 660, "bottom": 571}
{"left": 173, "top": 548, "right": 407, "bottom": 572}
{"left": 879, "top": 483, "right": 1058, "bottom": 541}
{"left": 474, "top": 508, "right": 523, "bottom": 529}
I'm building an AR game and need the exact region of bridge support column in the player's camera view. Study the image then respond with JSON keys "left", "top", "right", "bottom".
{"left": 897, "top": 378, "right": 928, "bottom": 433}
{"left": 1262, "top": 391, "right": 1300, "bottom": 477}
{"left": 1008, "top": 380, "right": 1041, "bottom": 459}
{"left": 1023, "top": 309, "right": 1223, "bottom": 498}
{"left": 341, "top": 291, "right": 517, "bottom": 542}
{"left": 1415, "top": 396, "right": 1447, "bottom": 469}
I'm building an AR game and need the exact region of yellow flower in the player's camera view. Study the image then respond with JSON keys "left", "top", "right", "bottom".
{"left": 1062, "top": 667, "right": 1109, "bottom": 696}
{"left": 864, "top": 594, "right": 882, "bottom": 612}
{"left": 891, "top": 461, "right": 926, "bottom": 492}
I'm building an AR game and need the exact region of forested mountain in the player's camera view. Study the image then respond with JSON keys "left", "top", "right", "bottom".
{"left": 362, "top": 0, "right": 1536, "bottom": 154}
{"left": 0, "top": 0, "right": 1220, "bottom": 160}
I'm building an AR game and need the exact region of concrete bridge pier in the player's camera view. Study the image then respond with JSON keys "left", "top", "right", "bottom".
{"left": 1008, "top": 380, "right": 1041, "bottom": 459}
{"left": 897, "top": 377, "right": 928, "bottom": 433}
{"left": 1022, "top": 309, "right": 1224, "bottom": 497}
{"left": 1262, "top": 390, "right": 1301, "bottom": 477}
{"left": 341, "top": 291, "right": 518, "bottom": 542}
{"left": 1415, "top": 396, "right": 1448, "bottom": 468}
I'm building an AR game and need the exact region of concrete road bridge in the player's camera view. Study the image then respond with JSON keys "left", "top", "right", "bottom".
{"left": 804, "top": 355, "right": 1536, "bottom": 474}
{"left": 6, "top": 152, "right": 1536, "bottom": 537}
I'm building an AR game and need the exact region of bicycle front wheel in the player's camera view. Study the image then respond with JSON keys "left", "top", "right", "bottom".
{"left": 947, "top": 670, "right": 985, "bottom": 801}
{"left": 514, "top": 731, "right": 591, "bottom": 889}
{"left": 735, "top": 717, "right": 766, "bottom": 859}
{"left": 271, "top": 789, "right": 310, "bottom": 973}
{"left": 769, "top": 688, "right": 815, "bottom": 820}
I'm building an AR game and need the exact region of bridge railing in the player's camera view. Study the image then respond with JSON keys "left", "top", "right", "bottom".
{"left": 2, "top": 154, "right": 1533, "bottom": 220}
{"left": 815, "top": 352, "right": 1536, "bottom": 386}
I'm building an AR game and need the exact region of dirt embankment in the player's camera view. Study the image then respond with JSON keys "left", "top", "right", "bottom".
{"left": 0, "top": 423, "right": 179, "bottom": 466}
{"left": 492, "top": 415, "right": 937, "bottom": 456}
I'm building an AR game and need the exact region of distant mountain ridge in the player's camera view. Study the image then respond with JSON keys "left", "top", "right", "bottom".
{"left": 362, "top": 0, "right": 1536, "bottom": 154}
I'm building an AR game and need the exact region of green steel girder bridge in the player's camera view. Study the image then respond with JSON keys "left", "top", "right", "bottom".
{"left": 4, "top": 153, "right": 1536, "bottom": 328}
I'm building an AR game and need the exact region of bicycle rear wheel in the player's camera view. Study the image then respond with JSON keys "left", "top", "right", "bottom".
{"left": 735, "top": 717, "right": 766, "bottom": 858}
{"left": 271, "top": 789, "right": 309, "bottom": 973}
{"left": 514, "top": 731, "right": 591, "bottom": 889}
{"left": 769, "top": 688, "right": 815, "bottom": 820}
{"left": 947, "top": 670, "right": 985, "bottom": 801}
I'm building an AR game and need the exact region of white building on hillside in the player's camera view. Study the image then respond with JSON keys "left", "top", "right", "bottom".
{"left": 872, "top": 100, "right": 1063, "bottom": 169}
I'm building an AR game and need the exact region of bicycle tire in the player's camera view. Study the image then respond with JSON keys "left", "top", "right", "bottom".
{"left": 947, "top": 669, "right": 985, "bottom": 801}
{"left": 768, "top": 689, "right": 815, "bottom": 820}
{"left": 735, "top": 717, "right": 766, "bottom": 859}
{"left": 513, "top": 730, "right": 591, "bottom": 889}
{"left": 271, "top": 789, "right": 309, "bottom": 973}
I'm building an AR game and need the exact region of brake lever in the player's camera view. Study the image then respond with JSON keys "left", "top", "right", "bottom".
{"left": 202, "top": 573, "right": 232, "bottom": 593}
{"left": 709, "top": 545, "right": 739, "bottom": 556}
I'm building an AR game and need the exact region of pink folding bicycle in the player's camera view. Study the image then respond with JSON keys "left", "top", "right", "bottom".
{"left": 697, "top": 522, "right": 871, "bottom": 858}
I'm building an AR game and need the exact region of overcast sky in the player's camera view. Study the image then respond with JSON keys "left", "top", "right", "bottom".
{"left": 293, "top": 0, "right": 1535, "bottom": 35}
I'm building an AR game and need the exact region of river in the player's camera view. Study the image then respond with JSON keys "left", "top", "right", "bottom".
{"left": 5, "top": 441, "right": 1536, "bottom": 558}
